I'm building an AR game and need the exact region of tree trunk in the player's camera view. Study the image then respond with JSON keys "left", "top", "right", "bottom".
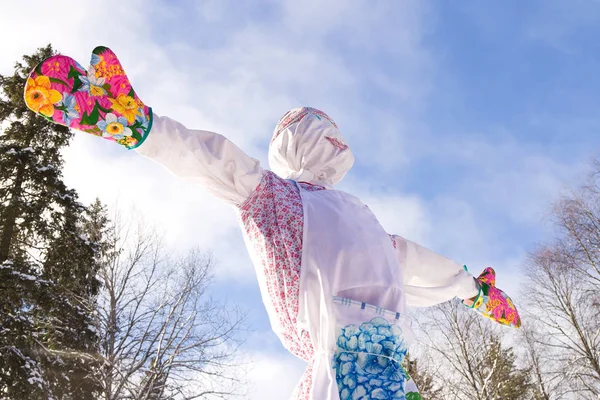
{"left": 0, "top": 162, "right": 25, "bottom": 262}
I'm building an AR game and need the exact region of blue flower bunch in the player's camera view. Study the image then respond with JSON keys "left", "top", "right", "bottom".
{"left": 333, "top": 317, "right": 408, "bottom": 399}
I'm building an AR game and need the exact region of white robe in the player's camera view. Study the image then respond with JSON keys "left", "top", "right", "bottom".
{"left": 136, "top": 112, "right": 478, "bottom": 398}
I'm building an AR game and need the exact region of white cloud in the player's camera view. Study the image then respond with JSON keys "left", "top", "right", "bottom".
{"left": 1, "top": 0, "right": 435, "bottom": 285}
{"left": 245, "top": 352, "right": 306, "bottom": 400}
{"left": 60, "top": 134, "right": 238, "bottom": 248}
{"left": 2, "top": 1, "right": 594, "bottom": 397}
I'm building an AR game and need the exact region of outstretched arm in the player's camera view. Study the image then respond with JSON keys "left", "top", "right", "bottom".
{"left": 23, "top": 47, "right": 264, "bottom": 207}
{"left": 136, "top": 114, "right": 264, "bottom": 206}
{"left": 391, "top": 235, "right": 479, "bottom": 307}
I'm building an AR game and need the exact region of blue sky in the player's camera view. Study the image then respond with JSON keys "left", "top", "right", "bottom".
{"left": 1, "top": 0, "right": 599, "bottom": 397}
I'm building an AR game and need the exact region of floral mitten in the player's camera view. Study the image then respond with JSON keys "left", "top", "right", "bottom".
{"left": 24, "top": 46, "right": 152, "bottom": 149}
{"left": 463, "top": 267, "right": 521, "bottom": 328}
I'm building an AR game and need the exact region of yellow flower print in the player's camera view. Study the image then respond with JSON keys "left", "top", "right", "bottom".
{"left": 25, "top": 76, "right": 62, "bottom": 117}
{"left": 109, "top": 94, "right": 141, "bottom": 123}
{"left": 117, "top": 136, "right": 137, "bottom": 147}
{"left": 98, "top": 113, "right": 133, "bottom": 140}
{"left": 89, "top": 85, "right": 106, "bottom": 96}
{"left": 95, "top": 60, "right": 125, "bottom": 80}
{"left": 506, "top": 297, "right": 515, "bottom": 309}
{"left": 46, "top": 60, "right": 61, "bottom": 75}
{"left": 474, "top": 296, "right": 484, "bottom": 309}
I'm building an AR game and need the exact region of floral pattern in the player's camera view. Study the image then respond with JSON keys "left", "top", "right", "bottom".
{"left": 467, "top": 267, "right": 521, "bottom": 328}
{"left": 56, "top": 92, "right": 80, "bottom": 126}
{"left": 273, "top": 107, "right": 338, "bottom": 142}
{"left": 325, "top": 136, "right": 349, "bottom": 151}
{"left": 98, "top": 113, "right": 132, "bottom": 140}
{"left": 240, "top": 174, "right": 415, "bottom": 398}
{"left": 24, "top": 46, "right": 152, "bottom": 149}
{"left": 24, "top": 75, "right": 62, "bottom": 117}
{"left": 291, "top": 362, "right": 314, "bottom": 400}
{"left": 79, "top": 66, "right": 107, "bottom": 96}
{"left": 239, "top": 171, "right": 325, "bottom": 363}
{"left": 333, "top": 317, "right": 410, "bottom": 399}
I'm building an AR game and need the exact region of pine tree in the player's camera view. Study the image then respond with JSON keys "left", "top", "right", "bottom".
{"left": 479, "top": 337, "right": 532, "bottom": 400}
{"left": 420, "top": 302, "right": 536, "bottom": 399}
{"left": 404, "top": 352, "right": 443, "bottom": 400}
{"left": 0, "top": 45, "right": 101, "bottom": 399}
{"left": 41, "top": 206, "right": 102, "bottom": 400}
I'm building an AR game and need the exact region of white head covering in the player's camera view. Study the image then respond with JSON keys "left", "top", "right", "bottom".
{"left": 268, "top": 107, "right": 354, "bottom": 187}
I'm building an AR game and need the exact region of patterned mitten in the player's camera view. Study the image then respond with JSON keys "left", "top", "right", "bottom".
{"left": 463, "top": 267, "right": 521, "bottom": 328}
{"left": 24, "top": 46, "right": 152, "bottom": 149}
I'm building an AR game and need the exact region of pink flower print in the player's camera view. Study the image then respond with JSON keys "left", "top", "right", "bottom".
{"left": 95, "top": 48, "right": 125, "bottom": 80}
{"left": 73, "top": 91, "right": 96, "bottom": 117}
{"left": 487, "top": 288, "right": 505, "bottom": 319}
{"left": 478, "top": 267, "right": 496, "bottom": 286}
{"left": 51, "top": 108, "right": 63, "bottom": 124}
{"left": 95, "top": 94, "right": 112, "bottom": 111}
{"left": 486, "top": 286, "right": 520, "bottom": 327}
{"left": 107, "top": 74, "right": 132, "bottom": 97}
{"left": 239, "top": 171, "right": 324, "bottom": 363}
{"left": 41, "top": 55, "right": 77, "bottom": 89}
{"left": 99, "top": 47, "right": 121, "bottom": 68}
{"left": 325, "top": 136, "right": 349, "bottom": 151}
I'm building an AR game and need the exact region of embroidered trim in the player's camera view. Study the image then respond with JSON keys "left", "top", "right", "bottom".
{"left": 272, "top": 107, "right": 338, "bottom": 142}
{"left": 325, "top": 136, "right": 349, "bottom": 151}
{"left": 333, "top": 296, "right": 411, "bottom": 325}
{"left": 127, "top": 107, "right": 153, "bottom": 149}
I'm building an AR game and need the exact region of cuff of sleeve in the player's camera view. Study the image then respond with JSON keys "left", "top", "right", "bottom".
{"left": 456, "top": 269, "right": 481, "bottom": 300}
{"left": 127, "top": 107, "right": 154, "bottom": 150}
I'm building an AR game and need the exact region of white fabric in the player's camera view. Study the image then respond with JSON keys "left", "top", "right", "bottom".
{"left": 137, "top": 112, "right": 478, "bottom": 305}
{"left": 268, "top": 111, "right": 354, "bottom": 187}
{"left": 297, "top": 184, "right": 412, "bottom": 399}
{"left": 135, "top": 110, "right": 480, "bottom": 397}
{"left": 392, "top": 236, "right": 479, "bottom": 306}
{"left": 136, "top": 114, "right": 264, "bottom": 206}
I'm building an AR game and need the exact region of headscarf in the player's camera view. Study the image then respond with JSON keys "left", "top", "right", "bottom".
{"left": 268, "top": 107, "right": 354, "bottom": 187}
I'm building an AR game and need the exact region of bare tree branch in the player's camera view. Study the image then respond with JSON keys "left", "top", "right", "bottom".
{"left": 93, "top": 214, "right": 246, "bottom": 400}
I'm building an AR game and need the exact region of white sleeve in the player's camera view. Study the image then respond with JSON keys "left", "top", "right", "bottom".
{"left": 135, "top": 113, "right": 264, "bottom": 206}
{"left": 392, "top": 235, "right": 479, "bottom": 307}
